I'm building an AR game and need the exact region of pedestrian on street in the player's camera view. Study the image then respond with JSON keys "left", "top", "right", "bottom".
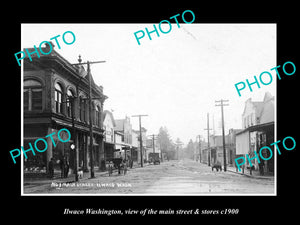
{"left": 48, "top": 158, "right": 54, "bottom": 178}
{"left": 123, "top": 159, "right": 128, "bottom": 175}
{"left": 59, "top": 156, "right": 65, "bottom": 178}
{"left": 130, "top": 158, "right": 133, "bottom": 169}
{"left": 127, "top": 156, "right": 133, "bottom": 168}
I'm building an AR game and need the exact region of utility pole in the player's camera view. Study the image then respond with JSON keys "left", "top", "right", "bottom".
{"left": 197, "top": 135, "right": 201, "bottom": 163}
{"left": 62, "top": 97, "right": 78, "bottom": 182}
{"left": 152, "top": 134, "right": 155, "bottom": 153}
{"left": 175, "top": 138, "right": 183, "bottom": 160}
{"left": 70, "top": 97, "right": 78, "bottom": 182}
{"left": 148, "top": 134, "right": 158, "bottom": 153}
{"left": 204, "top": 113, "right": 212, "bottom": 166}
{"left": 215, "top": 99, "right": 229, "bottom": 172}
{"left": 73, "top": 60, "right": 106, "bottom": 178}
{"left": 132, "top": 115, "right": 148, "bottom": 167}
{"left": 158, "top": 134, "right": 163, "bottom": 162}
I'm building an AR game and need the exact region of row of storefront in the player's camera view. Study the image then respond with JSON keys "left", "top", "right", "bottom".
{"left": 199, "top": 92, "right": 275, "bottom": 175}
{"left": 23, "top": 46, "right": 143, "bottom": 175}
{"left": 23, "top": 45, "right": 160, "bottom": 175}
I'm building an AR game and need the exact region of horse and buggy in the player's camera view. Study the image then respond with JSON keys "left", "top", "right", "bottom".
{"left": 106, "top": 158, "right": 128, "bottom": 176}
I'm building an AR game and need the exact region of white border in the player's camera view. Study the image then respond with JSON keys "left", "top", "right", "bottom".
{"left": 21, "top": 23, "right": 277, "bottom": 196}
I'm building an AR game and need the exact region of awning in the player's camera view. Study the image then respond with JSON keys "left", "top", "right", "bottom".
{"left": 236, "top": 121, "right": 274, "bottom": 134}
{"left": 235, "top": 121, "right": 274, "bottom": 154}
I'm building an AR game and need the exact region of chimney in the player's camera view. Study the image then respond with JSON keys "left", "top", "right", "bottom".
{"left": 45, "top": 41, "right": 55, "bottom": 51}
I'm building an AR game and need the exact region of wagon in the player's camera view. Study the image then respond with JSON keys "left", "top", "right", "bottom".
{"left": 148, "top": 153, "right": 160, "bottom": 165}
{"left": 106, "top": 158, "right": 127, "bottom": 176}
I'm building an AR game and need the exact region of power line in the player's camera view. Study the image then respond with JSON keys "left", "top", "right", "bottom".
{"left": 74, "top": 59, "right": 106, "bottom": 178}
{"left": 215, "top": 99, "right": 229, "bottom": 172}
{"left": 204, "top": 113, "right": 213, "bottom": 166}
{"left": 132, "top": 115, "right": 148, "bottom": 167}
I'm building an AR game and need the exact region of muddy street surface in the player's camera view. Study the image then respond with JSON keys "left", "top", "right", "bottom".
{"left": 24, "top": 159, "right": 274, "bottom": 195}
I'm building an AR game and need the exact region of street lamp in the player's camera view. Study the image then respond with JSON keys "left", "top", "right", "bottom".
{"left": 70, "top": 143, "right": 78, "bottom": 181}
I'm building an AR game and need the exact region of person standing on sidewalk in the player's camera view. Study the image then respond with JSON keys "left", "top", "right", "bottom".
{"left": 130, "top": 157, "right": 133, "bottom": 169}
{"left": 48, "top": 158, "right": 54, "bottom": 178}
{"left": 64, "top": 157, "right": 69, "bottom": 178}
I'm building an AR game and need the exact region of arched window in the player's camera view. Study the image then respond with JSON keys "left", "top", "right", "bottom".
{"left": 67, "top": 89, "right": 74, "bottom": 117}
{"left": 54, "top": 83, "right": 63, "bottom": 113}
{"left": 24, "top": 79, "right": 43, "bottom": 111}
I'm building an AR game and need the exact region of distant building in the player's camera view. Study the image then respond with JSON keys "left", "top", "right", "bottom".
{"left": 115, "top": 116, "right": 132, "bottom": 146}
{"left": 114, "top": 116, "right": 135, "bottom": 160}
{"left": 227, "top": 128, "right": 243, "bottom": 165}
{"left": 103, "top": 110, "right": 116, "bottom": 160}
{"left": 114, "top": 131, "right": 124, "bottom": 158}
{"left": 210, "top": 135, "right": 230, "bottom": 166}
{"left": 201, "top": 129, "right": 242, "bottom": 167}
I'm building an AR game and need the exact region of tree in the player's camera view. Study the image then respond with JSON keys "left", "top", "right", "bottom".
{"left": 175, "top": 138, "right": 184, "bottom": 160}
{"left": 184, "top": 139, "right": 195, "bottom": 160}
{"left": 158, "top": 126, "right": 176, "bottom": 160}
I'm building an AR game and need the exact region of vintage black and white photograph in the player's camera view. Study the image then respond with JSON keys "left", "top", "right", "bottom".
{"left": 21, "top": 23, "right": 276, "bottom": 195}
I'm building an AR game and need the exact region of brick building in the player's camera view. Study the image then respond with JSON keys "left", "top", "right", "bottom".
{"left": 23, "top": 43, "right": 107, "bottom": 175}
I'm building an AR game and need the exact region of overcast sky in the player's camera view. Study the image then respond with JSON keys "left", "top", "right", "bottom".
{"left": 22, "top": 23, "right": 276, "bottom": 145}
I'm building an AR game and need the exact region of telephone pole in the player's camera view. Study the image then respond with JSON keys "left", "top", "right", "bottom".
{"left": 132, "top": 114, "right": 148, "bottom": 167}
{"left": 197, "top": 135, "right": 202, "bottom": 163}
{"left": 175, "top": 139, "right": 183, "bottom": 160}
{"left": 62, "top": 97, "right": 78, "bottom": 181}
{"left": 215, "top": 99, "right": 229, "bottom": 172}
{"left": 148, "top": 134, "right": 158, "bottom": 153}
{"left": 204, "top": 113, "right": 212, "bottom": 166}
{"left": 73, "top": 59, "right": 106, "bottom": 178}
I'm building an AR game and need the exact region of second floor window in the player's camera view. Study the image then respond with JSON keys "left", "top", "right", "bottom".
{"left": 95, "top": 105, "right": 100, "bottom": 126}
{"left": 80, "top": 97, "right": 86, "bottom": 122}
{"left": 67, "top": 89, "right": 74, "bottom": 117}
{"left": 24, "top": 79, "right": 43, "bottom": 111}
{"left": 54, "top": 83, "right": 63, "bottom": 114}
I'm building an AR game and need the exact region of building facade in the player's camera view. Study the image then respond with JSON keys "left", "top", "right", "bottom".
{"left": 236, "top": 92, "right": 275, "bottom": 174}
{"left": 23, "top": 44, "right": 107, "bottom": 175}
{"left": 114, "top": 116, "right": 134, "bottom": 160}
{"left": 200, "top": 128, "right": 241, "bottom": 167}
{"left": 103, "top": 110, "right": 116, "bottom": 161}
